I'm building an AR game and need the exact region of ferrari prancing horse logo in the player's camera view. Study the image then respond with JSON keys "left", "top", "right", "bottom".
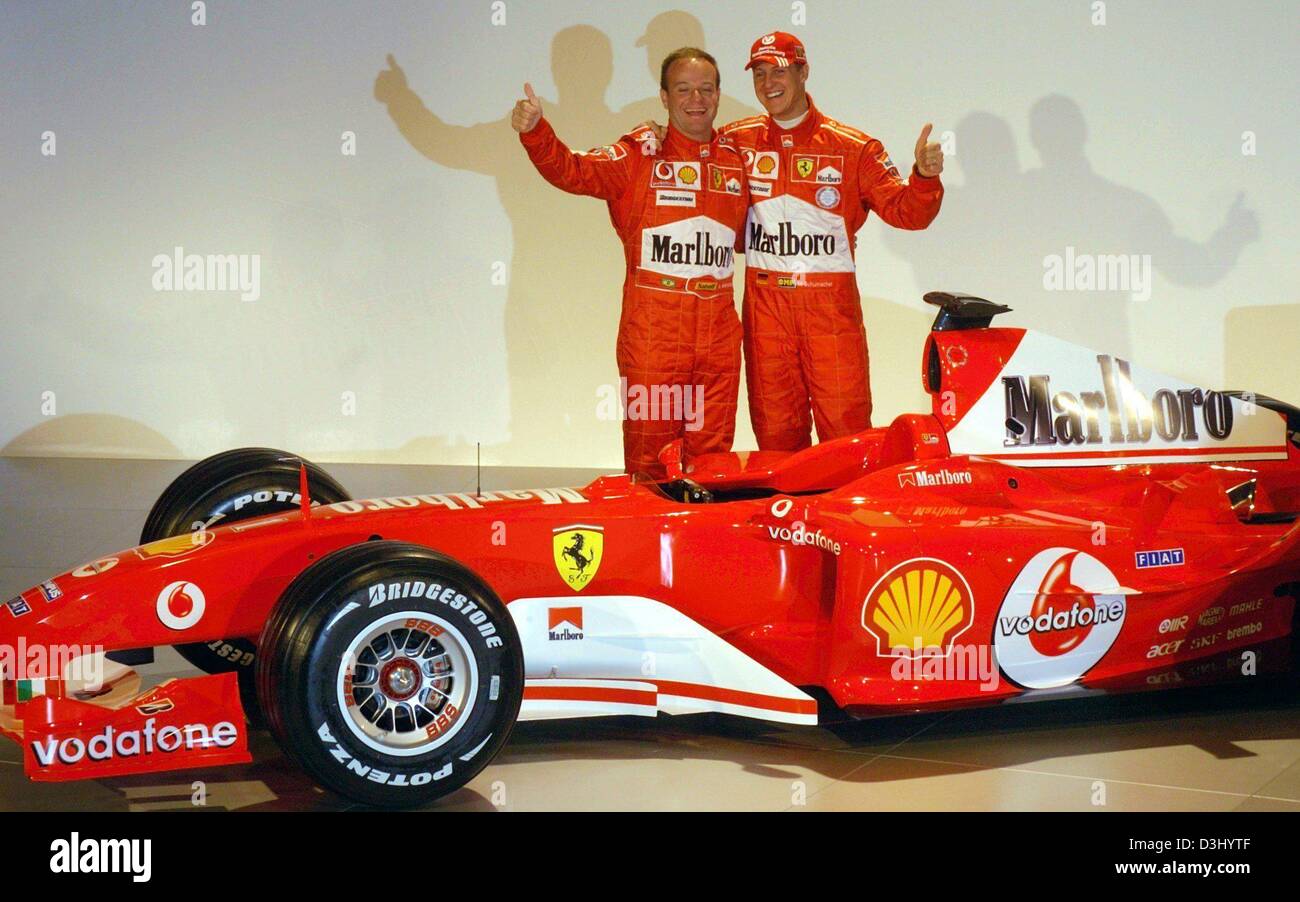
{"left": 553, "top": 525, "right": 604, "bottom": 592}
{"left": 795, "top": 156, "right": 815, "bottom": 179}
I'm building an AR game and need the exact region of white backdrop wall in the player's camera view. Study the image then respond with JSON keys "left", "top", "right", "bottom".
{"left": 2, "top": 1, "right": 1295, "bottom": 467}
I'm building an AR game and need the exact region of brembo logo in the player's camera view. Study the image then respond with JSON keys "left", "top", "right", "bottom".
{"left": 1003, "top": 355, "right": 1234, "bottom": 447}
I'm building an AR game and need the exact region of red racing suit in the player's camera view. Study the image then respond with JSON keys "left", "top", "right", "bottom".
{"left": 719, "top": 96, "right": 944, "bottom": 450}
{"left": 520, "top": 117, "right": 750, "bottom": 478}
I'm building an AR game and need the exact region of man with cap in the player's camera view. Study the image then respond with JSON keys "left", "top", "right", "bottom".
{"left": 723, "top": 32, "right": 945, "bottom": 451}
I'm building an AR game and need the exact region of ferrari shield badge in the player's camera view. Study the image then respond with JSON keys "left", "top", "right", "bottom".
{"left": 552, "top": 525, "right": 603, "bottom": 592}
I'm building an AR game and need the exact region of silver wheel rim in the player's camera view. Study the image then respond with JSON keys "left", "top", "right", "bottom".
{"left": 336, "top": 610, "right": 477, "bottom": 757}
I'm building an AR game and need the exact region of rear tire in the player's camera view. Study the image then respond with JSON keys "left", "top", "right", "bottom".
{"left": 140, "top": 447, "right": 349, "bottom": 717}
{"left": 255, "top": 541, "right": 524, "bottom": 808}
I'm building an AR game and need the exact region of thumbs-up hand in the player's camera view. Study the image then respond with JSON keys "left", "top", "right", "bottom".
{"left": 914, "top": 123, "right": 944, "bottom": 177}
{"left": 374, "top": 53, "right": 408, "bottom": 104}
{"left": 512, "top": 82, "right": 543, "bottom": 133}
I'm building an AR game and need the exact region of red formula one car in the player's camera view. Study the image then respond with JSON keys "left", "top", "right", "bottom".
{"left": 3, "top": 293, "right": 1298, "bottom": 807}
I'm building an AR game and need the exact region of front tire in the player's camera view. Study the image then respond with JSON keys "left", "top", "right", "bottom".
{"left": 255, "top": 541, "right": 524, "bottom": 808}
{"left": 141, "top": 447, "right": 350, "bottom": 678}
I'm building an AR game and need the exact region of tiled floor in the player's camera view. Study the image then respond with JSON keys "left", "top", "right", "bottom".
{"left": 2, "top": 456, "right": 1299, "bottom": 812}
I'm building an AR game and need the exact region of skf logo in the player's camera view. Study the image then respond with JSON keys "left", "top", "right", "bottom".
{"left": 552, "top": 525, "right": 603, "bottom": 592}
{"left": 134, "top": 531, "right": 214, "bottom": 560}
{"left": 861, "top": 559, "right": 973, "bottom": 657}
{"left": 547, "top": 606, "right": 584, "bottom": 641}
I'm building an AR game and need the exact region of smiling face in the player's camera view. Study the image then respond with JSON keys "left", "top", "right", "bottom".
{"left": 659, "top": 57, "right": 720, "bottom": 141}
{"left": 751, "top": 61, "right": 809, "bottom": 120}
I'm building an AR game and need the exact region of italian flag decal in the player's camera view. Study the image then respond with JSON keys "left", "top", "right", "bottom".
{"left": 1, "top": 679, "right": 45, "bottom": 705}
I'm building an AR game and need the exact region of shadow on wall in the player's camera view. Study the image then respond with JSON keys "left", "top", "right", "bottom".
{"left": 884, "top": 96, "right": 1259, "bottom": 362}
{"left": 2, "top": 415, "right": 181, "bottom": 459}
{"left": 374, "top": 12, "right": 760, "bottom": 466}
{"left": 1224, "top": 305, "right": 1300, "bottom": 399}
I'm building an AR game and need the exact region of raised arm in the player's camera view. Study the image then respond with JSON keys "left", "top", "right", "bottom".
{"left": 859, "top": 124, "right": 945, "bottom": 230}
{"left": 375, "top": 54, "right": 506, "bottom": 175}
{"left": 514, "top": 83, "right": 633, "bottom": 200}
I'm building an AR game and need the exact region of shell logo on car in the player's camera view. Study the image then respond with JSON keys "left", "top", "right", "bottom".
{"left": 552, "top": 525, "right": 603, "bottom": 592}
{"left": 134, "top": 531, "right": 214, "bottom": 560}
{"left": 994, "top": 548, "right": 1128, "bottom": 689}
{"left": 861, "top": 559, "right": 974, "bottom": 657}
